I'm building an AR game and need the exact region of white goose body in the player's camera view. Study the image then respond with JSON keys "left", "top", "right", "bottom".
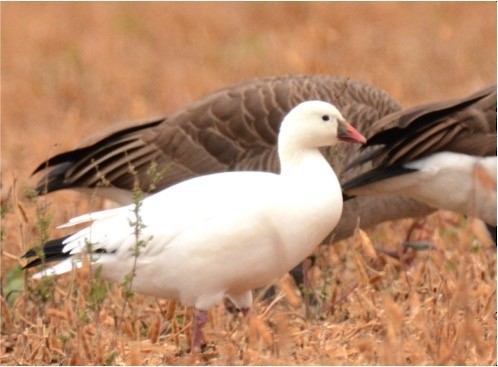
{"left": 24, "top": 101, "right": 366, "bottom": 351}
{"left": 356, "top": 152, "right": 497, "bottom": 226}
{"left": 62, "top": 163, "right": 341, "bottom": 309}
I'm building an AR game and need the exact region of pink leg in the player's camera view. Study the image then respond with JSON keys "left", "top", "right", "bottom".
{"left": 241, "top": 307, "right": 251, "bottom": 317}
{"left": 191, "top": 308, "right": 208, "bottom": 353}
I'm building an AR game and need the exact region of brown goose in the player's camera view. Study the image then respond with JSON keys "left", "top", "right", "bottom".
{"left": 33, "top": 75, "right": 436, "bottom": 243}
{"left": 344, "top": 84, "right": 497, "bottom": 226}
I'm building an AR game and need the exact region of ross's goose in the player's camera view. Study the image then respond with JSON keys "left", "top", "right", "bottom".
{"left": 32, "top": 75, "right": 435, "bottom": 244}
{"left": 23, "top": 101, "right": 366, "bottom": 353}
{"left": 343, "top": 84, "right": 497, "bottom": 226}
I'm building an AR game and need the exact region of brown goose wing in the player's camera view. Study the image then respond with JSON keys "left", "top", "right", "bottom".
{"left": 33, "top": 74, "right": 401, "bottom": 195}
{"left": 147, "top": 75, "right": 400, "bottom": 182}
{"left": 32, "top": 117, "right": 167, "bottom": 194}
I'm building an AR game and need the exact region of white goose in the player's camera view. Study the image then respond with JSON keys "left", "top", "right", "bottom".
{"left": 344, "top": 84, "right": 497, "bottom": 226}
{"left": 23, "top": 101, "right": 366, "bottom": 353}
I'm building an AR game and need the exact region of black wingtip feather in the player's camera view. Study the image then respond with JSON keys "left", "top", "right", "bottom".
{"left": 22, "top": 235, "right": 72, "bottom": 269}
{"left": 23, "top": 253, "right": 72, "bottom": 270}
{"left": 33, "top": 162, "right": 75, "bottom": 195}
{"left": 342, "top": 166, "right": 417, "bottom": 191}
{"left": 32, "top": 147, "right": 91, "bottom": 176}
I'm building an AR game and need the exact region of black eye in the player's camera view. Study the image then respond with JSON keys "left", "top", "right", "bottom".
{"left": 322, "top": 115, "right": 330, "bottom": 121}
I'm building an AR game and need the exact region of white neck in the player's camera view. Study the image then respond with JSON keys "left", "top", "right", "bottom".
{"left": 278, "top": 133, "right": 335, "bottom": 179}
{"left": 277, "top": 133, "right": 343, "bottom": 230}
{"left": 274, "top": 132, "right": 343, "bottom": 271}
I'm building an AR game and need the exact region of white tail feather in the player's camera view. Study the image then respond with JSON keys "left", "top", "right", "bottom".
{"left": 57, "top": 206, "right": 126, "bottom": 229}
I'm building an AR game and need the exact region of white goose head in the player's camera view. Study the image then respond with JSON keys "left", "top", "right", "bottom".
{"left": 278, "top": 100, "right": 366, "bottom": 150}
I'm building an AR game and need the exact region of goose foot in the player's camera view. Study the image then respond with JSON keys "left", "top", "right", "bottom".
{"left": 191, "top": 308, "right": 208, "bottom": 354}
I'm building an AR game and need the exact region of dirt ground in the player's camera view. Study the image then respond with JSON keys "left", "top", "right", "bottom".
{"left": 1, "top": 2, "right": 496, "bottom": 365}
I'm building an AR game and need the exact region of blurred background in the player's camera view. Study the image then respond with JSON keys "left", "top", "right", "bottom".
{"left": 1, "top": 3, "right": 496, "bottom": 364}
{"left": 2, "top": 2, "right": 496, "bottom": 186}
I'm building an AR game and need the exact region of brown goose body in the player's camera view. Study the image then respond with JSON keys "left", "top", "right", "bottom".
{"left": 344, "top": 84, "right": 497, "bottom": 225}
{"left": 33, "top": 75, "right": 435, "bottom": 241}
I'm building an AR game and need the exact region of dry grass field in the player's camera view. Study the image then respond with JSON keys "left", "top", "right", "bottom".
{"left": 1, "top": 2, "right": 496, "bottom": 365}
